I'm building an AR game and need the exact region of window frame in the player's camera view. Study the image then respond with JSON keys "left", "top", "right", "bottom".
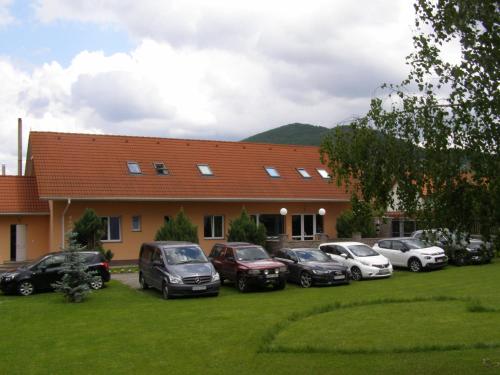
{"left": 101, "top": 216, "right": 122, "bottom": 242}
{"left": 153, "top": 162, "right": 169, "bottom": 176}
{"left": 316, "top": 168, "right": 330, "bottom": 179}
{"left": 296, "top": 167, "right": 312, "bottom": 179}
{"left": 131, "top": 215, "right": 141, "bottom": 232}
{"left": 204, "top": 215, "right": 224, "bottom": 239}
{"left": 197, "top": 164, "right": 214, "bottom": 176}
{"left": 264, "top": 166, "right": 281, "bottom": 178}
{"left": 127, "top": 161, "right": 142, "bottom": 174}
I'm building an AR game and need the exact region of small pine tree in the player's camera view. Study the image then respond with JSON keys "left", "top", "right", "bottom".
{"left": 73, "top": 208, "right": 114, "bottom": 261}
{"left": 227, "top": 209, "right": 267, "bottom": 247}
{"left": 52, "top": 232, "right": 98, "bottom": 303}
{"left": 155, "top": 209, "right": 199, "bottom": 243}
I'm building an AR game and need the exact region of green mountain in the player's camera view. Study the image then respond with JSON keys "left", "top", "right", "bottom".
{"left": 242, "top": 123, "right": 331, "bottom": 146}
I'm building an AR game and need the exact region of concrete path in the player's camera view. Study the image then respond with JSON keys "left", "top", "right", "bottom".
{"left": 112, "top": 273, "right": 140, "bottom": 289}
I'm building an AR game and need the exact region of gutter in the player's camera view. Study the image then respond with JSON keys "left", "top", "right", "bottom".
{"left": 61, "top": 198, "right": 71, "bottom": 248}
{"left": 40, "top": 196, "right": 350, "bottom": 203}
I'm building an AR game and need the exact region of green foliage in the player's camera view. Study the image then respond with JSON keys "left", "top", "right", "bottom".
{"left": 243, "top": 123, "right": 331, "bottom": 146}
{"left": 321, "top": 0, "right": 499, "bottom": 244}
{"left": 155, "top": 209, "right": 199, "bottom": 243}
{"left": 72, "top": 208, "right": 114, "bottom": 261}
{"left": 227, "top": 209, "right": 267, "bottom": 246}
{"left": 52, "top": 232, "right": 98, "bottom": 303}
{"left": 335, "top": 196, "right": 376, "bottom": 238}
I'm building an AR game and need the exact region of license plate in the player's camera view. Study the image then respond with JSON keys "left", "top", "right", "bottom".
{"left": 266, "top": 274, "right": 279, "bottom": 278}
{"left": 378, "top": 269, "right": 390, "bottom": 275}
{"left": 333, "top": 275, "right": 345, "bottom": 280}
{"left": 192, "top": 285, "right": 207, "bottom": 291}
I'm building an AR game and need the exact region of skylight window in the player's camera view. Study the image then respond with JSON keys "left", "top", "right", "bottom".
{"left": 153, "top": 162, "right": 169, "bottom": 175}
{"left": 265, "top": 167, "right": 280, "bottom": 178}
{"left": 127, "top": 161, "right": 142, "bottom": 174}
{"left": 197, "top": 164, "right": 213, "bottom": 176}
{"left": 297, "top": 168, "right": 311, "bottom": 178}
{"left": 317, "top": 168, "right": 330, "bottom": 179}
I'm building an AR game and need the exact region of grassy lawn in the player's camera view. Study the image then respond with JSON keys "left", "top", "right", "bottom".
{"left": 1, "top": 262, "right": 500, "bottom": 375}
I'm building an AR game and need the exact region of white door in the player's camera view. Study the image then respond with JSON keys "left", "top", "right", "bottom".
{"left": 15, "top": 224, "right": 27, "bottom": 261}
{"left": 292, "top": 214, "right": 316, "bottom": 240}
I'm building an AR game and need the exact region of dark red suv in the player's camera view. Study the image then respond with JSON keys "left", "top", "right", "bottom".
{"left": 209, "top": 242, "right": 287, "bottom": 292}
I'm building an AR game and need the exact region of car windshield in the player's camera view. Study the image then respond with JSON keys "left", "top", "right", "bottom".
{"left": 235, "top": 247, "right": 269, "bottom": 261}
{"left": 294, "top": 250, "right": 331, "bottom": 263}
{"left": 163, "top": 246, "right": 208, "bottom": 265}
{"left": 402, "top": 239, "right": 430, "bottom": 249}
{"left": 347, "top": 245, "right": 379, "bottom": 257}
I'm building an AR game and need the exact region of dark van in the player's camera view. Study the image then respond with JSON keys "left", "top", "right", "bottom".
{"left": 138, "top": 242, "right": 220, "bottom": 299}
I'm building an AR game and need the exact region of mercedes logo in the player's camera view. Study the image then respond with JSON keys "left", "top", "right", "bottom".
{"left": 194, "top": 277, "right": 200, "bottom": 284}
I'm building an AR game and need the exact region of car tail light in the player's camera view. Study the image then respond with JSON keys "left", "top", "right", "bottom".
{"left": 100, "top": 262, "right": 109, "bottom": 271}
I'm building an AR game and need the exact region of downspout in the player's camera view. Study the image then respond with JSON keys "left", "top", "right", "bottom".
{"left": 61, "top": 198, "right": 72, "bottom": 248}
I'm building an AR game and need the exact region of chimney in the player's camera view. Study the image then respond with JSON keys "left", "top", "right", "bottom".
{"left": 1, "top": 164, "right": 5, "bottom": 176}
{"left": 18, "top": 118, "right": 22, "bottom": 176}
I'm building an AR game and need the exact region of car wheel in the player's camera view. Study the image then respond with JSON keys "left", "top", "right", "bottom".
{"left": 299, "top": 272, "right": 313, "bottom": 288}
{"left": 237, "top": 275, "right": 248, "bottom": 292}
{"left": 162, "top": 282, "right": 171, "bottom": 300}
{"left": 17, "top": 280, "right": 35, "bottom": 296}
{"left": 89, "top": 275, "right": 104, "bottom": 290}
{"left": 350, "top": 267, "right": 363, "bottom": 281}
{"left": 409, "top": 258, "right": 423, "bottom": 272}
{"left": 139, "top": 272, "right": 149, "bottom": 290}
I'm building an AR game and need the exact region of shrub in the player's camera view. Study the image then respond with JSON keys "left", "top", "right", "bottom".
{"left": 52, "top": 233, "right": 99, "bottom": 303}
{"left": 155, "top": 209, "right": 199, "bottom": 243}
{"left": 336, "top": 195, "right": 376, "bottom": 238}
{"left": 228, "top": 209, "right": 267, "bottom": 247}
{"left": 336, "top": 210, "right": 354, "bottom": 238}
{"left": 72, "top": 208, "right": 114, "bottom": 261}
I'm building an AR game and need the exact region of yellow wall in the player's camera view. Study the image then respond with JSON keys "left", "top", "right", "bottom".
{"left": 0, "top": 215, "right": 50, "bottom": 263}
{"left": 1, "top": 200, "right": 350, "bottom": 263}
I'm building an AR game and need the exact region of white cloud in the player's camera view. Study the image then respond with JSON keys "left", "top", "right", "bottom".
{"left": 0, "top": 0, "right": 14, "bottom": 27}
{"left": 0, "top": 1, "right": 416, "bottom": 174}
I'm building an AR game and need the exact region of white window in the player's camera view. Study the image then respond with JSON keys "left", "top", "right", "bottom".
{"left": 127, "top": 161, "right": 142, "bottom": 174}
{"left": 316, "top": 168, "right": 330, "bottom": 179}
{"left": 297, "top": 168, "right": 311, "bottom": 178}
{"left": 101, "top": 216, "right": 121, "bottom": 241}
{"left": 265, "top": 166, "right": 280, "bottom": 178}
{"left": 131, "top": 215, "right": 141, "bottom": 231}
{"left": 197, "top": 164, "right": 213, "bottom": 176}
{"left": 153, "top": 162, "right": 169, "bottom": 175}
{"left": 204, "top": 215, "right": 224, "bottom": 239}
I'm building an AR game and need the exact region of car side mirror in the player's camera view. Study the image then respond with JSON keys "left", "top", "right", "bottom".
{"left": 340, "top": 254, "right": 348, "bottom": 259}
{"left": 152, "top": 260, "right": 163, "bottom": 267}
{"left": 226, "top": 256, "right": 235, "bottom": 262}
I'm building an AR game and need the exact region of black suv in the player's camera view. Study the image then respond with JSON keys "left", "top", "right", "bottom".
{"left": 0, "top": 251, "right": 110, "bottom": 296}
{"left": 209, "top": 242, "right": 287, "bottom": 292}
{"left": 138, "top": 242, "right": 220, "bottom": 299}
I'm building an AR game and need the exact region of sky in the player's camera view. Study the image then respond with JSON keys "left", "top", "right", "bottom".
{"left": 0, "top": 0, "right": 416, "bottom": 174}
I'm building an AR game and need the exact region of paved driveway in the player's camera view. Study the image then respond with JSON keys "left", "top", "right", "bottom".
{"left": 112, "top": 273, "right": 140, "bottom": 289}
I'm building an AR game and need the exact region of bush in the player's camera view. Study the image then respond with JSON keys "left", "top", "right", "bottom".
{"left": 52, "top": 233, "right": 99, "bottom": 303}
{"left": 336, "top": 195, "right": 376, "bottom": 238}
{"left": 228, "top": 209, "right": 267, "bottom": 247}
{"left": 73, "top": 209, "right": 114, "bottom": 261}
{"left": 155, "top": 209, "right": 199, "bottom": 243}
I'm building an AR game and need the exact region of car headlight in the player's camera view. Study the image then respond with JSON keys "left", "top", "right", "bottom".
{"left": 312, "top": 269, "right": 330, "bottom": 275}
{"left": 167, "top": 273, "right": 183, "bottom": 284}
{"left": 3, "top": 273, "right": 18, "bottom": 281}
{"left": 359, "top": 260, "right": 371, "bottom": 267}
{"left": 424, "top": 256, "right": 432, "bottom": 260}
{"left": 247, "top": 269, "right": 261, "bottom": 275}
{"left": 211, "top": 272, "right": 220, "bottom": 282}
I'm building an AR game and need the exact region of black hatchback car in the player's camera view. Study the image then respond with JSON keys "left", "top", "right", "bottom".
{"left": 139, "top": 242, "right": 220, "bottom": 299}
{"left": 0, "top": 251, "right": 111, "bottom": 296}
{"left": 274, "top": 248, "right": 350, "bottom": 288}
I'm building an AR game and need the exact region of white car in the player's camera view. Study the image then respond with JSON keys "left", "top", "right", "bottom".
{"left": 319, "top": 242, "right": 393, "bottom": 281}
{"left": 373, "top": 237, "right": 447, "bottom": 272}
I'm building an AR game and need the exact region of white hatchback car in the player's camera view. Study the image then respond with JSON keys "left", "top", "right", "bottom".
{"left": 319, "top": 242, "right": 393, "bottom": 281}
{"left": 373, "top": 238, "right": 447, "bottom": 272}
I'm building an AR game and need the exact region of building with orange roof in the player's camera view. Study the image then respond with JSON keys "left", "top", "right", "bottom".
{"left": 0, "top": 131, "right": 352, "bottom": 263}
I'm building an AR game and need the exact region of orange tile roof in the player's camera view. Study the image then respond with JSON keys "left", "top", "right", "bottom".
{"left": 0, "top": 176, "right": 49, "bottom": 214}
{"left": 28, "top": 131, "right": 351, "bottom": 201}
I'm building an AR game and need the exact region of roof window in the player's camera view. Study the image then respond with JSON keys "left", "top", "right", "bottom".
{"left": 197, "top": 164, "right": 213, "bottom": 176}
{"left": 153, "top": 162, "right": 169, "bottom": 175}
{"left": 297, "top": 168, "right": 311, "bottom": 179}
{"left": 317, "top": 168, "right": 330, "bottom": 179}
{"left": 127, "top": 161, "right": 142, "bottom": 174}
{"left": 265, "top": 167, "right": 280, "bottom": 178}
